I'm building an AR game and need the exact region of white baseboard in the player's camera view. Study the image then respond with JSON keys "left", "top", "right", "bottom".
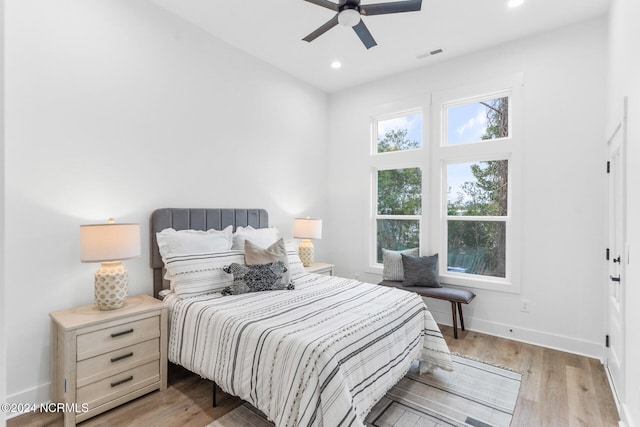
{"left": 427, "top": 306, "right": 604, "bottom": 360}
{"left": 619, "top": 403, "right": 636, "bottom": 427}
{"left": 5, "top": 383, "right": 50, "bottom": 420}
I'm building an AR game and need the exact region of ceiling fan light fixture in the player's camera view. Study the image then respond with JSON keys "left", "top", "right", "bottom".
{"left": 338, "top": 8, "right": 361, "bottom": 27}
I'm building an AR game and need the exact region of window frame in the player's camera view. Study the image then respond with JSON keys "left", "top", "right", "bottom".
{"left": 367, "top": 75, "right": 522, "bottom": 293}
{"left": 372, "top": 164, "right": 424, "bottom": 265}
{"left": 443, "top": 155, "right": 512, "bottom": 284}
{"left": 369, "top": 99, "right": 429, "bottom": 269}
{"left": 372, "top": 109, "right": 424, "bottom": 155}
{"left": 430, "top": 74, "right": 523, "bottom": 293}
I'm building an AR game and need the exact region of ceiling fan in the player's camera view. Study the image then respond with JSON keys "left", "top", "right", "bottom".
{"left": 302, "top": 0, "right": 422, "bottom": 49}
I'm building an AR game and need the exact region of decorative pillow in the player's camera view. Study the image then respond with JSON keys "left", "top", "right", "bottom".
{"left": 401, "top": 253, "right": 441, "bottom": 287}
{"left": 231, "top": 226, "right": 280, "bottom": 250}
{"left": 221, "top": 262, "right": 293, "bottom": 296}
{"left": 162, "top": 250, "right": 245, "bottom": 298}
{"left": 245, "top": 238, "right": 291, "bottom": 285}
{"left": 156, "top": 226, "right": 233, "bottom": 261}
{"left": 382, "top": 248, "right": 419, "bottom": 281}
{"left": 285, "top": 241, "right": 306, "bottom": 278}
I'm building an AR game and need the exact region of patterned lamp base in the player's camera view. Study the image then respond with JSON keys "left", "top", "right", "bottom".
{"left": 94, "top": 261, "right": 128, "bottom": 311}
{"left": 298, "top": 239, "right": 315, "bottom": 267}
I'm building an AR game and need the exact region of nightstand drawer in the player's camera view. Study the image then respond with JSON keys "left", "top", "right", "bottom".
{"left": 77, "top": 316, "right": 160, "bottom": 361}
{"left": 50, "top": 295, "right": 168, "bottom": 426}
{"left": 77, "top": 338, "right": 160, "bottom": 387}
{"left": 77, "top": 360, "right": 160, "bottom": 412}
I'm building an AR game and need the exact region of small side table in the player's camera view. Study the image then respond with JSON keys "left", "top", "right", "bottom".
{"left": 50, "top": 294, "right": 167, "bottom": 426}
{"left": 304, "top": 262, "right": 334, "bottom": 276}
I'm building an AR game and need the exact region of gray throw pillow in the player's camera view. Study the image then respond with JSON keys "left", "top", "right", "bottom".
{"left": 221, "top": 262, "right": 293, "bottom": 296}
{"left": 401, "top": 253, "right": 441, "bottom": 287}
{"left": 382, "top": 248, "right": 419, "bottom": 281}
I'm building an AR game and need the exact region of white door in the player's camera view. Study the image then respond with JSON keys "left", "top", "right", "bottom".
{"left": 606, "top": 97, "right": 627, "bottom": 402}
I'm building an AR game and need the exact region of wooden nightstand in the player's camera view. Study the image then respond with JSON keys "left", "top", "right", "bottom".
{"left": 304, "top": 262, "right": 335, "bottom": 276}
{"left": 50, "top": 294, "right": 167, "bottom": 426}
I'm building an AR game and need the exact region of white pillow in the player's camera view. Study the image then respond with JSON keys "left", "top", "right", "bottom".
{"left": 232, "top": 226, "right": 280, "bottom": 250}
{"left": 163, "top": 250, "right": 245, "bottom": 298}
{"left": 382, "top": 247, "right": 419, "bottom": 281}
{"left": 156, "top": 226, "right": 233, "bottom": 261}
{"left": 285, "top": 241, "right": 305, "bottom": 278}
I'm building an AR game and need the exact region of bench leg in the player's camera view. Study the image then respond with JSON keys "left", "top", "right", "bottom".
{"left": 457, "top": 302, "right": 465, "bottom": 331}
{"left": 212, "top": 382, "right": 217, "bottom": 407}
{"left": 451, "top": 301, "right": 458, "bottom": 339}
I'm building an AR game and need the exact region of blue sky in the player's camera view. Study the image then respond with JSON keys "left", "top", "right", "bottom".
{"left": 377, "top": 113, "right": 423, "bottom": 147}
{"left": 447, "top": 102, "right": 489, "bottom": 145}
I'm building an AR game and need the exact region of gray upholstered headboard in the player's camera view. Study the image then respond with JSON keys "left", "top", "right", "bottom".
{"left": 150, "top": 208, "right": 269, "bottom": 298}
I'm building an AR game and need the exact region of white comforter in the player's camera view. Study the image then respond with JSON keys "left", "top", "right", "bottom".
{"left": 165, "top": 273, "right": 453, "bottom": 427}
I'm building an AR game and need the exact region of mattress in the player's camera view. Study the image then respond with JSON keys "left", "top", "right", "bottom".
{"left": 164, "top": 272, "right": 453, "bottom": 427}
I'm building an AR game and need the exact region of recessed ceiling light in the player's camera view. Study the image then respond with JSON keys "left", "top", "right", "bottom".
{"left": 507, "top": 0, "right": 524, "bottom": 8}
{"left": 331, "top": 61, "right": 342, "bottom": 69}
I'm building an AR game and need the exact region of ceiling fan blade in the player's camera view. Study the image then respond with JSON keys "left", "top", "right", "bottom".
{"left": 353, "top": 20, "right": 377, "bottom": 49}
{"left": 303, "top": 0, "right": 340, "bottom": 12}
{"left": 360, "top": 0, "right": 422, "bottom": 16}
{"left": 303, "top": 14, "right": 340, "bottom": 42}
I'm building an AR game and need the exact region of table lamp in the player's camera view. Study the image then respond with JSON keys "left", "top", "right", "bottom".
{"left": 80, "top": 218, "right": 141, "bottom": 310}
{"left": 293, "top": 217, "right": 322, "bottom": 267}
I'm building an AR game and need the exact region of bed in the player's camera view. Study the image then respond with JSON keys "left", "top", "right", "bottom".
{"left": 150, "top": 208, "right": 453, "bottom": 427}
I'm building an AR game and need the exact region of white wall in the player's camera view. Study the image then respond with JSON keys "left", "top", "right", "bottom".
{"left": 327, "top": 18, "right": 608, "bottom": 357}
{"left": 608, "top": 1, "right": 640, "bottom": 426}
{"left": 1, "top": 0, "right": 7, "bottom": 424}
{"left": 4, "top": 0, "right": 329, "bottom": 405}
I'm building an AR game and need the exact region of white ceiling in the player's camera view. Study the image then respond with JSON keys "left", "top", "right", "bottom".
{"left": 148, "top": 0, "right": 611, "bottom": 93}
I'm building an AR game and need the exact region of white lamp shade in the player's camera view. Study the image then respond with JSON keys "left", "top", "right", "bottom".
{"left": 293, "top": 218, "right": 322, "bottom": 240}
{"left": 80, "top": 223, "right": 141, "bottom": 262}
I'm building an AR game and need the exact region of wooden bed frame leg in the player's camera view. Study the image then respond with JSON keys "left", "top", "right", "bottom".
{"left": 212, "top": 382, "right": 217, "bottom": 408}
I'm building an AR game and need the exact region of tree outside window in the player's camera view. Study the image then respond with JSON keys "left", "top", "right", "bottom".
{"left": 374, "top": 116, "right": 423, "bottom": 263}
{"left": 446, "top": 97, "right": 509, "bottom": 278}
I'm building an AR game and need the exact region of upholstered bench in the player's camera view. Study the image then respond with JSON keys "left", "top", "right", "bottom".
{"left": 379, "top": 280, "right": 476, "bottom": 339}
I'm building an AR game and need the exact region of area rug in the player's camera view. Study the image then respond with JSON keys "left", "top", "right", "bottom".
{"left": 207, "top": 354, "right": 522, "bottom": 427}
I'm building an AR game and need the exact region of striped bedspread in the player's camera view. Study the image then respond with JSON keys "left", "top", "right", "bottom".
{"left": 165, "top": 273, "right": 453, "bottom": 427}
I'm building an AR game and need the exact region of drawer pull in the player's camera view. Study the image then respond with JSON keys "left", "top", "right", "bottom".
{"left": 110, "top": 376, "right": 133, "bottom": 388}
{"left": 110, "top": 352, "right": 134, "bottom": 363}
{"left": 111, "top": 328, "right": 134, "bottom": 338}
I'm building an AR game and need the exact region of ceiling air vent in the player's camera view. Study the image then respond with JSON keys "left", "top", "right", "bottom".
{"left": 416, "top": 48, "right": 444, "bottom": 60}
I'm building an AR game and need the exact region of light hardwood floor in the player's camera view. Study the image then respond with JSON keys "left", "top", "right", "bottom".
{"left": 9, "top": 325, "right": 620, "bottom": 427}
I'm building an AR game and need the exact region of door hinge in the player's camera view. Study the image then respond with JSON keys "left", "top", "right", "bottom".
{"left": 606, "top": 334, "right": 610, "bottom": 348}
{"left": 606, "top": 248, "right": 610, "bottom": 260}
{"left": 607, "top": 161, "right": 611, "bottom": 173}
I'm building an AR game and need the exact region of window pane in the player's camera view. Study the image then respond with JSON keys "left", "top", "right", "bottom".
{"left": 447, "top": 160, "right": 508, "bottom": 216}
{"left": 377, "top": 219, "right": 420, "bottom": 263}
{"left": 378, "top": 168, "right": 422, "bottom": 215}
{"left": 447, "top": 220, "right": 506, "bottom": 278}
{"left": 377, "top": 113, "right": 422, "bottom": 153}
{"left": 447, "top": 97, "right": 509, "bottom": 145}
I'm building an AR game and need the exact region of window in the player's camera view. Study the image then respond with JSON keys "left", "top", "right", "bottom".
{"left": 446, "top": 96, "right": 509, "bottom": 145}
{"left": 375, "top": 167, "right": 422, "bottom": 262}
{"left": 446, "top": 160, "right": 508, "bottom": 278}
{"left": 434, "top": 76, "right": 522, "bottom": 292}
{"left": 375, "top": 112, "right": 422, "bottom": 153}
{"left": 371, "top": 106, "right": 426, "bottom": 265}
{"left": 369, "top": 75, "right": 522, "bottom": 292}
